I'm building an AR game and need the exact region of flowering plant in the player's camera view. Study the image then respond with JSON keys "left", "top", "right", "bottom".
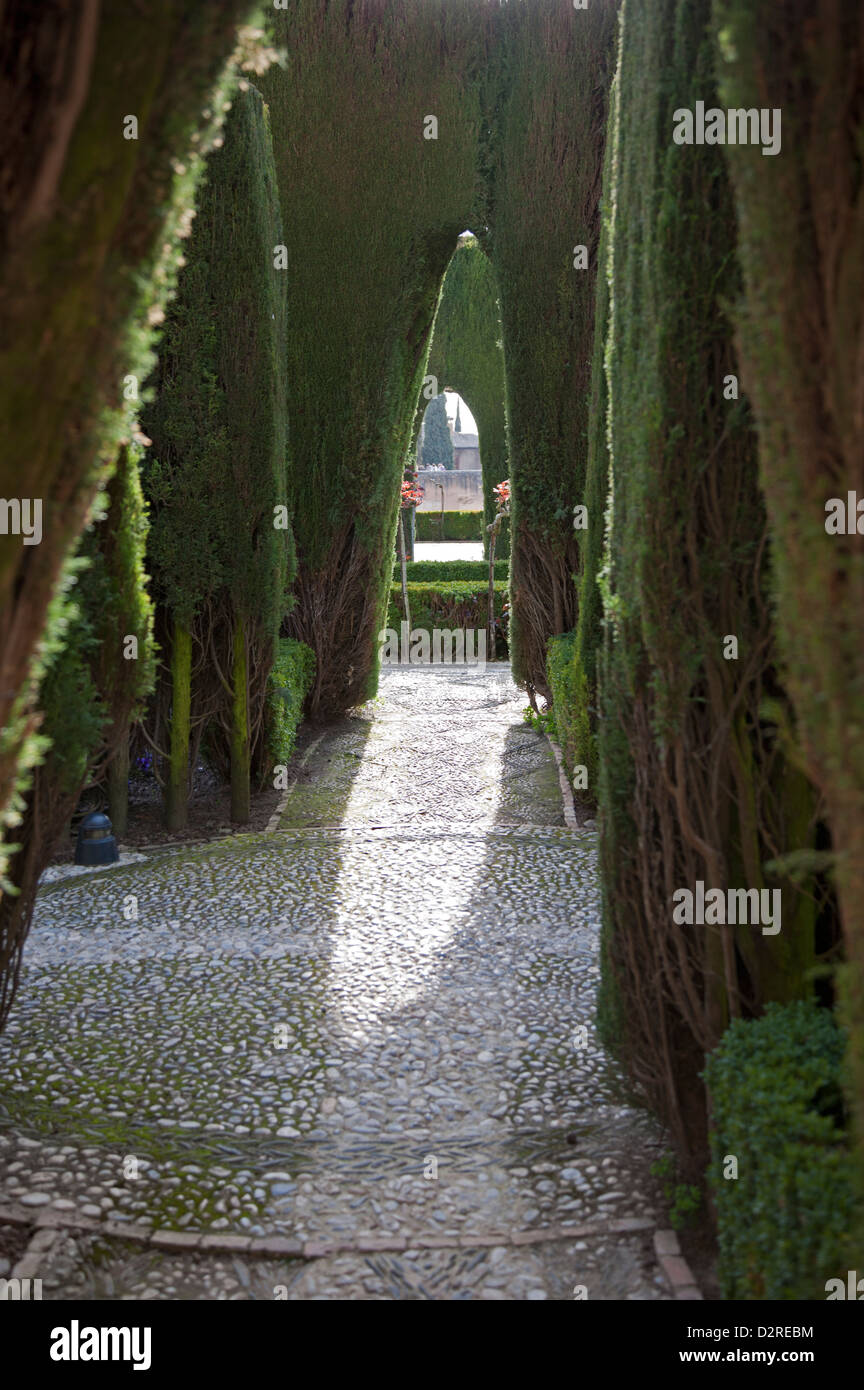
{"left": 401, "top": 479, "right": 424, "bottom": 508}
{"left": 493, "top": 479, "right": 510, "bottom": 510}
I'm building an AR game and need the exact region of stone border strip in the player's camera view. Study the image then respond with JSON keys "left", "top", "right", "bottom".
{"left": 0, "top": 1202, "right": 656, "bottom": 1262}
{"left": 545, "top": 733, "right": 579, "bottom": 830}
{"left": 9, "top": 1223, "right": 61, "bottom": 1283}
{"left": 654, "top": 1229, "right": 703, "bottom": 1300}
{"left": 265, "top": 732, "right": 326, "bottom": 833}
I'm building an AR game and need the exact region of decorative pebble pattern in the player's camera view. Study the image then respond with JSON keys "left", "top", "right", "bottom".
{"left": 0, "top": 664, "right": 671, "bottom": 1299}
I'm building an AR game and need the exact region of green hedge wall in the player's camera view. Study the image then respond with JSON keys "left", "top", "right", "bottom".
{"left": 414, "top": 511, "right": 485, "bottom": 543}
{"left": 485, "top": 0, "right": 617, "bottom": 699}
{"left": 712, "top": 0, "right": 864, "bottom": 1173}
{"left": 260, "top": 0, "right": 488, "bottom": 719}
{"left": 594, "top": 0, "right": 826, "bottom": 1161}
{"left": 704, "top": 1002, "right": 857, "bottom": 1300}
{"left": 0, "top": 2, "right": 250, "bottom": 901}
{"left": 387, "top": 581, "right": 507, "bottom": 636}
{"left": 570, "top": 49, "right": 617, "bottom": 805}
{"left": 396, "top": 559, "right": 508, "bottom": 583}
{"left": 265, "top": 638, "right": 316, "bottom": 770}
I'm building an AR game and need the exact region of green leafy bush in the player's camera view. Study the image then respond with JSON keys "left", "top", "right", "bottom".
{"left": 414, "top": 512, "right": 484, "bottom": 543}
{"left": 704, "top": 1001, "right": 857, "bottom": 1300}
{"left": 522, "top": 705, "right": 555, "bottom": 738}
{"left": 546, "top": 633, "right": 578, "bottom": 772}
{"left": 265, "top": 639, "right": 316, "bottom": 769}
{"left": 649, "top": 1154, "right": 701, "bottom": 1231}
{"left": 395, "top": 559, "right": 508, "bottom": 583}
{"left": 546, "top": 632, "right": 596, "bottom": 803}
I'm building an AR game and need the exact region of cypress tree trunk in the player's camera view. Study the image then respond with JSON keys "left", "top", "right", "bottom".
{"left": 107, "top": 736, "right": 130, "bottom": 840}
{"left": 166, "top": 622, "right": 192, "bottom": 831}
{"left": 230, "top": 617, "right": 250, "bottom": 825}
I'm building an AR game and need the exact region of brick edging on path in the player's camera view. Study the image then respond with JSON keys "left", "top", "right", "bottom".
{"left": 2, "top": 1203, "right": 702, "bottom": 1297}
{"left": 3, "top": 1203, "right": 702, "bottom": 1297}
{"left": 653, "top": 1229, "right": 703, "bottom": 1300}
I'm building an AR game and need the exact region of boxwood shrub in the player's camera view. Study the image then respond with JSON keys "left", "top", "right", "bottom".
{"left": 414, "top": 511, "right": 484, "bottom": 542}
{"left": 395, "top": 559, "right": 508, "bottom": 583}
{"left": 264, "top": 638, "right": 316, "bottom": 768}
{"left": 546, "top": 633, "right": 579, "bottom": 774}
{"left": 703, "top": 1001, "right": 857, "bottom": 1300}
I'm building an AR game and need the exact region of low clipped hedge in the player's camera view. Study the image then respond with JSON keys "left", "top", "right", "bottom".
{"left": 415, "top": 510, "right": 484, "bottom": 542}
{"left": 546, "top": 632, "right": 578, "bottom": 769}
{"left": 546, "top": 631, "right": 596, "bottom": 802}
{"left": 704, "top": 1001, "right": 857, "bottom": 1300}
{"left": 264, "top": 637, "right": 316, "bottom": 767}
{"left": 395, "top": 559, "right": 508, "bottom": 583}
{"left": 387, "top": 580, "right": 507, "bottom": 636}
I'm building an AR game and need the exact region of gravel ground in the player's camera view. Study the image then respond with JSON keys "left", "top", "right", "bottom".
{"left": 0, "top": 663, "right": 670, "bottom": 1300}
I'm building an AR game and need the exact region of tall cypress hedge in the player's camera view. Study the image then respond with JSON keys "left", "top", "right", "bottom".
{"left": 143, "top": 83, "right": 293, "bottom": 827}
{"left": 260, "top": 0, "right": 490, "bottom": 718}
{"left": 426, "top": 235, "right": 509, "bottom": 556}
{"left": 419, "top": 393, "right": 454, "bottom": 472}
{"left": 711, "top": 0, "right": 864, "bottom": 1173}
{"left": 0, "top": 1, "right": 254, "bottom": 896}
{"left": 0, "top": 445, "right": 155, "bottom": 1030}
{"left": 595, "top": 0, "right": 829, "bottom": 1161}
{"left": 484, "top": 0, "right": 617, "bottom": 702}
{"left": 566, "top": 60, "right": 618, "bottom": 799}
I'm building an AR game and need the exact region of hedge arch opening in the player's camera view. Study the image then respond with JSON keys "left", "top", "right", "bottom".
{"left": 259, "top": 0, "right": 617, "bottom": 720}
{"left": 419, "top": 232, "right": 509, "bottom": 560}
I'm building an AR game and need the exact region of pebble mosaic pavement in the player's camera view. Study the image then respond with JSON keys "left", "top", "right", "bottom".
{"left": 0, "top": 664, "right": 675, "bottom": 1300}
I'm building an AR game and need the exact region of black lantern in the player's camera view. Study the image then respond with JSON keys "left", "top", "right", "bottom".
{"left": 75, "top": 811, "right": 119, "bottom": 866}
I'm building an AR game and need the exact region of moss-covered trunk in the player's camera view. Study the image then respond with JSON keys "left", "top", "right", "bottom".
{"left": 166, "top": 622, "right": 192, "bottom": 832}
{"left": 107, "top": 737, "right": 130, "bottom": 840}
{"left": 230, "top": 617, "right": 250, "bottom": 825}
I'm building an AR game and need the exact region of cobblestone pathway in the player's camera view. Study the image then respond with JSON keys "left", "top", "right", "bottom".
{"left": 0, "top": 665, "right": 673, "bottom": 1300}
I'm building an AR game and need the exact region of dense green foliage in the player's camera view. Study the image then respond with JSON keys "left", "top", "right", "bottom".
{"left": 426, "top": 236, "right": 508, "bottom": 555}
{"left": 712, "top": 0, "right": 864, "bottom": 1179}
{"left": 396, "top": 559, "right": 508, "bottom": 583}
{"left": 565, "top": 61, "right": 618, "bottom": 805}
{"left": 386, "top": 581, "right": 507, "bottom": 638}
{"left": 545, "top": 633, "right": 581, "bottom": 782}
{"left": 265, "top": 639, "right": 317, "bottom": 768}
{"left": 485, "top": 0, "right": 617, "bottom": 698}
{"left": 414, "top": 512, "right": 485, "bottom": 543}
{"left": 260, "top": 0, "right": 489, "bottom": 718}
{"left": 419, "top": 394, "right": 454, "bottom": 471}
{"left": 594, "top": 0, "right": 829, "bottom": 1158}
{"left": 704, "top": 1003, "right": 856, "bottom": 1300}
{"left": 143, "top": 84, "right": 293, "bottom": 825}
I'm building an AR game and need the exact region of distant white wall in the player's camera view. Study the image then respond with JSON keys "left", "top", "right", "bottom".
{"left": 416, "top": 469, "right": 483, "bottom": 512}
